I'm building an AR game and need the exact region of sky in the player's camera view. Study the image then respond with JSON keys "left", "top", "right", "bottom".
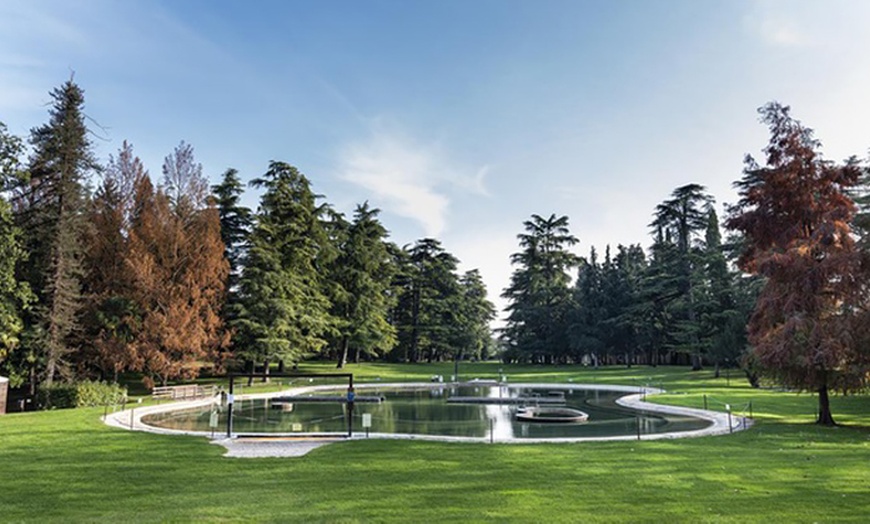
{"left": 2, "top": 0, "right": 870, "bottom": 325}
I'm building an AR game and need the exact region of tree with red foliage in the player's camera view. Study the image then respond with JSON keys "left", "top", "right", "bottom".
{"left": 726, "top": 102, "right": 867, "bottom": 425}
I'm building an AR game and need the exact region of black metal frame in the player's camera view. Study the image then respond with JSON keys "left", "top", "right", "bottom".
{"left": 225, "top": 372, "right": 354, "bottom": 438}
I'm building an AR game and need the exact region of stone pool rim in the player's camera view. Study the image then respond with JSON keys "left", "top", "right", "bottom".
{"left": 103, "top": 381, "right": 751, "bottom": 444}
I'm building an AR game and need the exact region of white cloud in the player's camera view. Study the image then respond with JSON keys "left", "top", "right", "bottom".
{"left": 337, "top": 124, "right": 489, "bottom": 238}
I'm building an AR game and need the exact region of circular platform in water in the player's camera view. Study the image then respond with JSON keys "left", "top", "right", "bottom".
{"left": 516, "top": 406, "right": 589, "bottom": 423}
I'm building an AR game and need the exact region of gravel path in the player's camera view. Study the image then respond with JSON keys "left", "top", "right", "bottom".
{"left": 212, "top": 437, "right": 340, "bottom": 458}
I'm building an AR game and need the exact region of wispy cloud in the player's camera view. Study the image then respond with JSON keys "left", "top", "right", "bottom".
{"left": 743, "top": 1, "right": 809, "bottom": 48}
{"left": 337, "top": 123, "right": 489, "bottom": 237}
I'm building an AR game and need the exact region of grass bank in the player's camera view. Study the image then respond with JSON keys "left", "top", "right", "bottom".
{"left": 1, "top": 364, "right": 869, "bottom": 523}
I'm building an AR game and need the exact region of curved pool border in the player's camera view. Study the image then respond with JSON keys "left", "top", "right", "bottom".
{"left": 103, "top": 382, "right": 752, "bottom": 446}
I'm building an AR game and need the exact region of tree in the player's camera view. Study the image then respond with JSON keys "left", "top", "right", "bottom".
{"left": 0, "top": 122, "right": 34, "bottom": 385}
{"left": 725, "top": 102, "right": 866, "bottom": 425}
{"left": 81, "top": 141, "right": 146, "bottom": 380}
{"left": 126, "top": 157, "right": 228, "bottom": 387}
{"left": 649, "top": 184, "right": 714, "bottom": 370}
{"left": 234, "top": 162, "right": 332, "bottom": 373}
{"left": 502, "top": 214, "right": 579, "bottom": 363}
{"left": 211, "top": 168, "right": 253, "bottom": 294}
{"left": 455, "top": 269, "right": 496, "bottom": 361}
{"left": 162, "top": 141, "right": 208, "bottom": 220}
{"left": 330, "top": 203, "right": 397, "bottom": 368}
{"left": 14, "top": 79, "right": 99, "bottom": 387}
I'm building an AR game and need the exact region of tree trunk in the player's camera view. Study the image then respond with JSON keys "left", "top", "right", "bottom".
{"left": 246, "top": 360, "right": 254, "bottom": 386}
{"left": 262, "top": 360, "right": 270, "bottom": 383}
{"left": 353, "top": 346, "right": 361, "bottom": 364}
{"left": 337, "top": 337, "right": 349, "bottom": 369}
{"left": 690, "top": 353, "right": 703, "bottom": 371}
{"left": 817, "top": 385, "right": 836, "bottom": 426}
{"left": 743, "top": 369, "right": 760, "bottom": 388}
{"left": 277, "top": 360, "right": 285, "bottom": 373}
{"left": 713, "top": 362, "right": 720, "bottom": 379}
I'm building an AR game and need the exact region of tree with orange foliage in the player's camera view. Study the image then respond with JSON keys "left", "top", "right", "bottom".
{"left": 726, "top": 102, "right": 867, "bottom": 425}
{"left": 125, "top": 145, "right": 228, "bottom": 387}
{"left": 82, "top": 141, "right": 146, "bottom": 381}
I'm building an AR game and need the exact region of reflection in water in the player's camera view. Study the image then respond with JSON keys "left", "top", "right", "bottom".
{"left": 142, "top": 386, "right": 711, "bottom": 439}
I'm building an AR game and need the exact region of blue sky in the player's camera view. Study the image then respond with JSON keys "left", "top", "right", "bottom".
{"left": 2, "top": 0, "right": 870, "bottom": 323}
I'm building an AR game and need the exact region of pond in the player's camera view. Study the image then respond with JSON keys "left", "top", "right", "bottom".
{"left": 141, "top": 384, "right": 712, "bottom": 440}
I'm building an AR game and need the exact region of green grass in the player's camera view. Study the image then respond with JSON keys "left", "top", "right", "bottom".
{"left": 3, "top": 364, "right": 870, "bottom": 523}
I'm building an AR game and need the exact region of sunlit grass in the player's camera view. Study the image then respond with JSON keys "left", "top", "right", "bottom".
{"left": 2, "top": 364, "right": 869, "bottom": 522}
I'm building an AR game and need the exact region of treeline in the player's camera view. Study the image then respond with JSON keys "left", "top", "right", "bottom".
{"left": 500, "top": 197, "right": 758, "bottom": 376}
{"left": 0, "top": 80, "right": 496, "bottom": 394}
{"left": 501, "top": 102, "right": 870, "bottom": 424}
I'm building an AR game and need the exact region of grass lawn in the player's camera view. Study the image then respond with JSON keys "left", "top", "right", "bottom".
{"left": 1, "top": 364, "right": 869, "bottom": 523}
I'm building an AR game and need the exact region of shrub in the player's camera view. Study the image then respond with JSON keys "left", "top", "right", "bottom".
{"left": 38, "top": 380, "right": 127, "bottom": 409}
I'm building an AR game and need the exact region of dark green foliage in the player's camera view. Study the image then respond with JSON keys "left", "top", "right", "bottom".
{"left": 0, "top": 123, "right": 34, "bottom": 385}
{"left": 36, "top": 379, "right": 126, "bottom": 409}
{"left": 502, "top": 214, "right": 580, "bottom": 362}
{"left": 649, "top": 184, "right": 714, "bottom": 369}
{"left": 14, "top": 79, "right": 99, "bottom": 387}
{"left": 233, "top": 162, "right": 332, "bottom": 368}
{"left": 455, "top": 269, "right": 496, "bottom": 360}
{"left": 328, "top": 203, "right": 398, "bottom": 368}
{"left": 211, "top": 168, "right": 252, "bottom": 293}
{"left": 392, "top": 239, "right": 462, "bottom": 363}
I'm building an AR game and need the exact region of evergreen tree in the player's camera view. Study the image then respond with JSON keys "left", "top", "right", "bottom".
{"left": 331, "top": 203, "right": 397, "bottom": 368}
{"left": 211, "top": 168, "right": 253, "bottom": 292}
{"left": 649, "top": 184, "right": 713, "bottom": 369}
{"left": 455, "top": 269, "right": 496, "bottom": 361}
{"left": 502, "top": 214, "right": 579, "bottom": 363}
{"left": 14, "top": 79, "right": 99, "bottom": 386}
{"left": 234, "top": 162, "right": 332, "bottom": 372}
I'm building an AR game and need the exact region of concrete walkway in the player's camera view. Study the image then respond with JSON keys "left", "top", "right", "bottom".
{"left": 103, "top": 382, "right": 752, "bottom": 458}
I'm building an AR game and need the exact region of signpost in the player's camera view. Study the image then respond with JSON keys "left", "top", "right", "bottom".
{"left": 362, "top": 413, "right": 372, "bottom": 438}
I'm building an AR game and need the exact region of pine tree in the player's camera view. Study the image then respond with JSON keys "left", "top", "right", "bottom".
{"left": 14, "top": 79, "right": 99, "bottom": 386}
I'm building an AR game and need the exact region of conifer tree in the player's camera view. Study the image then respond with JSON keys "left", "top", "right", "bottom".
{"left": 726, "top": 102, "right": 866, "bottom": 425}
{"left": 82, "top": 141, "right": 146, "bottom": 380}
{"left": 330, "top": 203, "right": 397, "bottom": 368}
{"left": 234, "top": 162, "right": 331, "bottom": 372}
{"left": 502, "top": 214, "right": 579, "bottom": 363}
{"left": 15, "top": 79, "right": 99, "bottom": 386}
{"left": 126, "top": 149, "right": 228, "bottom": 387}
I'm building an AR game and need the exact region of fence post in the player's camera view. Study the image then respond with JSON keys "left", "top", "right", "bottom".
{"left": 636, "top": 416, "right": 641, "bottom": 441}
